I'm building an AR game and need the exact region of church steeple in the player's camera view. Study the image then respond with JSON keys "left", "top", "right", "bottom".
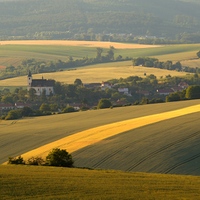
{"left": 28, "top": 70, "right": 32, "bottom": 77}
{"left": 27, "top": 70, "right": 32, "bottom": 87}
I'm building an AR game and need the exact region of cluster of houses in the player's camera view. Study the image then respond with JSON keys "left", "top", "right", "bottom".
{"left": 0, "top": 102, "right": 32, "bottom": 112}
{"left": 137, "top": 82, "right": 189, "bottom": 97}
{"left": 84, "top": 81, "right": 132, "bottom": 96}
{"left": 0, "top": 72, "right": 189, "bottom": 112}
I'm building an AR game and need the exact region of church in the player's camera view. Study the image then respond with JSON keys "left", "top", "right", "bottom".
{"left": 27, "top": 71, "right": 55, "bottom": 96}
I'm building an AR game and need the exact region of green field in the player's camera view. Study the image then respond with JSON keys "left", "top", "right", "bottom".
{"left": 0, "top": 42, "right": 200, "bottom": 87}
{"left": 1, "top": 43, "right": 200, "bottom": 67}
{"left": 1, "top": 165, "right": 200, "bottom": 200}
{"left": 1, "top": 100, "right": 200, "bottom": 176}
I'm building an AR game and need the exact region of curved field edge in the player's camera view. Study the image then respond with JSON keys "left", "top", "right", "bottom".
{"left": 1, "top": 166, "right": 200, "bottom": 200}
{"left": 19, "top": 104, "right": 200, "bottom": 162}
{"left": 0, "top": 100, "right": 199, "bottom": 164}
{"left": 74, "top": 112, "right": 200, "bottom": 175}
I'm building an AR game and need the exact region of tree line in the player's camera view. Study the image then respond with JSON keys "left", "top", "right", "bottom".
{"left": 1, "top": 0, "right": 200, "bottom": 42}
{"left": 132, "top": 57, "right": 200, "bottom": 74}
{"left": 0, "top": 47, "right": 129, "bottom": 80}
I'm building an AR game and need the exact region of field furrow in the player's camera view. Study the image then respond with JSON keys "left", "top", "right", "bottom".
{"left": 20, "top": 104, "right": 200, "bottom": 162}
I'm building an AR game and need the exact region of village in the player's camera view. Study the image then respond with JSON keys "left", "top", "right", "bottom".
{"left": 0, "top": 70, "right": 193, "bottom": 117}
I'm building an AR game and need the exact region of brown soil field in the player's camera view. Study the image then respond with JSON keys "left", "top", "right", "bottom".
{"left": 0, "top": 40, "right": 161, "bottom": 49}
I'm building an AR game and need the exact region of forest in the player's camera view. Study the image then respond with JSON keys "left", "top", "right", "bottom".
{"left": 1, "top": 0, "right": 200, "bottom": 43}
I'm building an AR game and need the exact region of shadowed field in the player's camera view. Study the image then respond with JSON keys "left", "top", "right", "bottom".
{"left": 1, "top": 100, "right": 200, "bottom": 175}
{"left": 1, "top": 165, "right": 200, "bottom": 200}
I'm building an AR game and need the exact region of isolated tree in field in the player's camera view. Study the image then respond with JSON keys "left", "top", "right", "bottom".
{"left": 96, "top": 47, "right": 103, "bottom": 60}
{"left": 8, "top": 156, "right": 25, "bottom": 165}
{"left": 97, "top": 98, "right": 112, "bottom": 109}
{"left": 196, "top": 51, "right": 200, "bottom": 58}
{"left": 46, "top": 148, "right": 74, "bottom": 167}
{"left": 106, "top": 46, "right": 115, "bottom": 60}
{"left": 185, "top": 85, "right": 200, "bottom": 99}
{"left": 27, "top": 156, "right": 45, "bottom": 165}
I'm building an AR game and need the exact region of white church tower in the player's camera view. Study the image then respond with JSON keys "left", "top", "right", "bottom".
{"left": 26, "top": 71, "right": 55, "bottom": 96}
{"left": 27, "top": 70, "right": 32, "bottom": 89}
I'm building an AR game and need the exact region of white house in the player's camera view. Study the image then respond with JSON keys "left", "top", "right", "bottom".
{"left": 101, "top": 81, "right": 112, "bottom": 90}
{"left": 118, "top": 88, "right": 131, "bottom": 96}
{"left": 27, "top": 71, "right": 55, "bottom": 96}
{"left": 0, "top": 103, "right": 14, "bottom": 111}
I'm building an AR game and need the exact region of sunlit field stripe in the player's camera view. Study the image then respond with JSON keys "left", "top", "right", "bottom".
{"left": 20, "top": 104, "right": 200, "bottom": 160}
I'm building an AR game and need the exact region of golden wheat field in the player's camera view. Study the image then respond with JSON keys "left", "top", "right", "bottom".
{"left": 0, "top": 40, "right": 161, "bottom": 49}
{"left": 0, "top": 63, "right": 188, "bottom": 86}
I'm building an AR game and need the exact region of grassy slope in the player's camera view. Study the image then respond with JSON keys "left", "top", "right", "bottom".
{"left": 1, "top": 100, "right": 200, "bottom": 175}
{"left": 73, "top": 111, "right": 200, "bottom": 175}
{"left": 0, "top": 61, "right": 188, "bottom": 86}
{"left": 0, "top": 43, "right": 200, "bottom": 86}
{"left": 0, "top": 43, "right": 200, "bottom": 67}
{"left": 0, "top": 165, "right": 200, "bottom": 200}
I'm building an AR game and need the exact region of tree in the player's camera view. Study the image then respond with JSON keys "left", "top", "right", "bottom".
{"left": 28, "top": 88, "right": 36, "bottom": 101}
{"left": 21, "top": 106, "right": 34, "bottom": 117}
{"left": 97, "top": 98, "right": 112, "bottom": 109}
{"left": 197, "top": 51, "right": 200, "bottom": 58}
{"left": 27, "top": 156, "right": 45, "bottom": 165}
{"left": 8, "top": 156, "right": 25, "bottom": 165}
{"left": 5, "top": 110, "right": 22, "bottom": 120}
{"left": 185, "top": 85, "right": 200, "bottom": 99}
{"left": 106, "top": 46, "right": 114, "bottom": 61}
{"left": 74, "top": 78, "right": 83, "bottom": 86}
{"left": 62, "top": 106, "right": 75, "bottom": 113}
{"left": 39, "top": 103, "right": 50, "bottom": 112}
{"left": 45, "top": 148, "right": 74, "bottom": 167}
{"left": 96, "top": 47, "right": 103, "bottom": 61}
{"left": 166, "top": 93, "right": 181, "bottom": 102}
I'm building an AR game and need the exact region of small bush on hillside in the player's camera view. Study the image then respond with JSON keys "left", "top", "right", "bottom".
{"left": 27, "top": 156, "right": 45, "bottom": 165}
{"left": 45, "top": 148, "right": 74, "bottom": 167}
{"left": 62, "top": 106, "right": 76, "bottom": 113}
{"left": 97, "top": 99, "right": 112, "bottom": 109}
{"left": 5, "top": 110, "right": 22, "bottom": 120}
{"left": 8, "top": 156, "right": 25, "bottom": 165}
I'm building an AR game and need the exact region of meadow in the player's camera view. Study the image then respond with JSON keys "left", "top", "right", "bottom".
{"left": 1, "top": 100, "right": 200, "bottom": 175}
{"left": 1, "top": 165, "right": 200, "bottom": 200}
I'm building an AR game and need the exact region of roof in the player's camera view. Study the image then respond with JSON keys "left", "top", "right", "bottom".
{"left": 31, "top": 79, "right": 55, "bottom": 87}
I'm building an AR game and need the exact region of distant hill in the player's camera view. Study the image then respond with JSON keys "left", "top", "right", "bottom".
{"left": 1, "top": 0, "right": 200, "bottom": 41}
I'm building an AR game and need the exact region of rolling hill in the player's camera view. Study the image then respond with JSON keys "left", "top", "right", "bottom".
{"left": 1, "top": 100, "right": 200, "bottom": 176}
{"left": 1, "top": 0, "right": 200, "bottom": 40}
{"left": 1, "top": 165, "right": 200, "bottom": 199}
